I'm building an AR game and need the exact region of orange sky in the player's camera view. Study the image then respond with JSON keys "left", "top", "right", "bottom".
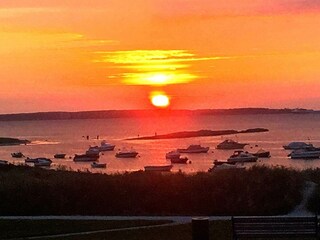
{"left": 0, "top": 0, "right": 320, "bottom": 113}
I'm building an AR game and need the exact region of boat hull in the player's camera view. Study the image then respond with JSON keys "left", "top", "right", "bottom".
{"left": 73, "top": 154, "right": 99, "bottom": 162}
{"left": 170, "top": 157, "right": 188, "bottom": 164}
{"left": 290, "top": 152, "right": 320, "bottom": 159}
{"left": 99, "top": 145, "right": 115, "bottom": 151}
{"left": 91, "top": 163, "right": 107, "bottom": 168}
{"left": 177, "top": 147, "right": 209, "bottom": 153}
{"left": 34, "top": 162, "right": 51, "bottom": 167}
{"left": 115, "top": 152, "right": 138, "bottom": 158}
{"left": 54, "top": 154, "right": 66, "bottom": 159}
{"left": 228, "top": 157, "right": 258, "bottom": 163}
{"left": 144, "top": 165, "right": 173, "bottom": 172}
{"left": 252, "top": 151, "right": 271, "bottom": 158}
{"left": 0, "top": 160, "right": 8, "bottom": 165}
{"left": 216, "top": 144, "right": 247, "bottom": 150}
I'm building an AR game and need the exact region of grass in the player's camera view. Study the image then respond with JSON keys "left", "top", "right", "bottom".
{"left": 27, "top": 220, "right": 314, "bottom": 240}
{"left": 0, "top": 220, "right": 230, "bottom": 240}
{"left": 0, "top": 219, "right": 171, "bottom": 239}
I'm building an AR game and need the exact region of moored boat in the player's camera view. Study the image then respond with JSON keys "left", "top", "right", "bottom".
{"left": 213, "top": 159, "right": 236, "bottom": 166}
{"left": 34, "top": 158, "right": 52, "bottom": 167}
{"left": 170, "top": 156, "right": 188, "bottom": 164}
{"left": 54, "top": 153, "right": 66, "bottom": 159}
{"left": 99, "top": 140, "right": 116, "bottom": 151}
{"left": 86, "top": 146, "right": 100, "bottom": 157}
{"left": 216, "top": 140, "right": 248, "bottom": 150}
{"left": 208, "top": 163, "right": 245, "bottom": 172}
{"left": 115, "top": 148, "right": 138, "bottom": 158}
{"left": 165, "top": 150, "right": 181, "bottom": 159}
{"left": 177, "top": 145, "right": 209, "bottom": 153}
{"left": 289, "top": 148, "right": 320, "bottom": 159}
{"left": 91, "top": 162, "right": 107, "bottom": 168}
{"left": 73, "top": 154, "right": 99, "bottom": 162}
{"left": 227, "top": 151, "right": 258, "bottom": 163}
{"left": 252, "top": 149, "right": 271, "bottom": 158}
{"left": 283, "top": 142, "right": 313, "bottom": 150}
{"left": 0, "top": 160, "right": 8, "bottom": 165}
{"left": 144, "top": 164, "right": 173, "bottom": 172}
{"left": 11, "top": 152, "right": 24, "bottom": 158}
{"left": 25, "top": 157, "right": 39, "bottom": 163}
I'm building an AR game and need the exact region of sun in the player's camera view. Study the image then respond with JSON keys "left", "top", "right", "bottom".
{"left": 151, "top": 93, "right": 170, "bottom": 108}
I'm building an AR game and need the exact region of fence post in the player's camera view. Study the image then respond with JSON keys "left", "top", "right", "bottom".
{"left": 192, "top": 217, "right": 209, "bottom": 240}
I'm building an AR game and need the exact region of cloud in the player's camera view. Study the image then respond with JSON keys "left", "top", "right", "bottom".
{"left": 286, "top": 0, "right": 320, "bottom": 11}
{"left": 95, "top": 50, "right": 232, "bottom": 86}
{"left": 153, "top": 0, "right": 320, "bottom": 19}
{"left": 0, "top": 30, "right": 117, "bottom": 55}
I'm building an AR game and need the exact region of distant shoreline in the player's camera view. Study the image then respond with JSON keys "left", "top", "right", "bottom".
{"left": 0, "top": 137, "right": 30, "bottom": 146}
{"left": 127, "top": 128, "right": 269, "bottom": 140}
{"left": 0, "top": 108, "right": 317, "bottom": 122}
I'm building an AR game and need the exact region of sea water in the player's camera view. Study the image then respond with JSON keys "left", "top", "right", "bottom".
{"left": 0, "top": 113, "right": 319, "bottom": 173}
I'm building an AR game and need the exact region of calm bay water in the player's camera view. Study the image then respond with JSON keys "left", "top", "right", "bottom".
{"left": 0, "top": 113, "right": 320, "bottom": 173}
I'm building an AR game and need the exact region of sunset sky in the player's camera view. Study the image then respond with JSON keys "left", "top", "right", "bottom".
{"left": 1, "top": 0, "right": 320, "bottom": 113}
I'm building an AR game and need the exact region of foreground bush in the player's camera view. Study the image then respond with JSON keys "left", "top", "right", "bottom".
{"left": 0, "top": 165, "right": 303, "bottom": 216}
{"left": 303, "top": 168, "right": 320, "bottom": 214}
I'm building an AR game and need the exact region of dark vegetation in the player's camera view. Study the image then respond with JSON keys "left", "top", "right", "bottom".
{"left": 127, "top": 128, "right": 268, "bottom": 140}
{"left": 303, "top": 169, "right": 320, "bottom": 214}
{"left": 0, "top": 219, "right": 170, "bottom": 239}
{"left": 0, "top": 137, "right": 30, "bottom": 146}
{"left": 0, "top": 165, "right": 303, "bottom": 216}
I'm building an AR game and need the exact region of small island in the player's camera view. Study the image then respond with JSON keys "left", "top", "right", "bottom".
{"left": 127, "top": 128, "right": 269, "bottom": 140}
{"left": 0, "top": 137, "right": 30, "bottom": 146}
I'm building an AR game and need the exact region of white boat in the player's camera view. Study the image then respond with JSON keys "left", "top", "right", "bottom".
{"left": 165, "top": 150, "right": 181, "bottom": 159}
{"left": 213, "top": 159, "right": 236, "bottom": 166}
{"left": 177, "top": 145, "right": 209, "bottom": 153}
{"left": 11, "top": 152, "right": 24, "bottom": 158}
{"left": 216, "top": 140, "right": 248, "bottom": 150}
{"left": 283, "top": 142, "right": 313, "bottom": 150}
{"left": 289, "top": 148, "right": 320, "bottom": 159}
{"left": 73, "top": 154, "right": 99, "bottom": 162}
{"left": 228, "top": 151, "right": 258, "bottom": 163}
{"left": 99, "top": 140, "right": 115, "bottom": 151}
{"left": 251, "top": 149, "right": 271, "bottom": 158}
{"left": 115, "top": 148, "right": 138, "bottom": 158}
{"left": 144, "top": 164, "right": 173, "bottom": 172}
{"left": 86, "top": 146, "right": 100, "bottom": 156}
{"left": 54, "top": 153, "right": 66, "bottom": 159}
{"left": 91, "top": 162, "right": 107, "bottom": 168}
{"left": 208, "top": 163, "right": 245, "bottom": 172}
{"left": 25, "top": 157, "right": 42, "bottom": 163}
{"left": 34, "top": 158, "right": 52, "bottom": 167}
{"left": 0, "top": 160, "right": 8, "bottom": 165}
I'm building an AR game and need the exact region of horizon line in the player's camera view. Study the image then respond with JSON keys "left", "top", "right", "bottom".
{"left": 0, "top": 107, "right": 317, "bottom": 116}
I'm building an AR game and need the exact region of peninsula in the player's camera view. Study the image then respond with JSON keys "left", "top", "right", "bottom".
{"left": 127, "top": 128, "right": 269, "bottom": 140}
{"left": 0, "top": 137, "right": 30, "bottom": 146}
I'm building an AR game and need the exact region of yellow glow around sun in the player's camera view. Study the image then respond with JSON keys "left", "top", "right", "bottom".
{"left": 96, "top": 50, "right": 198, "bottom": 86}
{"left": 151, "top": 92, "right": 170, "bottom": 108}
